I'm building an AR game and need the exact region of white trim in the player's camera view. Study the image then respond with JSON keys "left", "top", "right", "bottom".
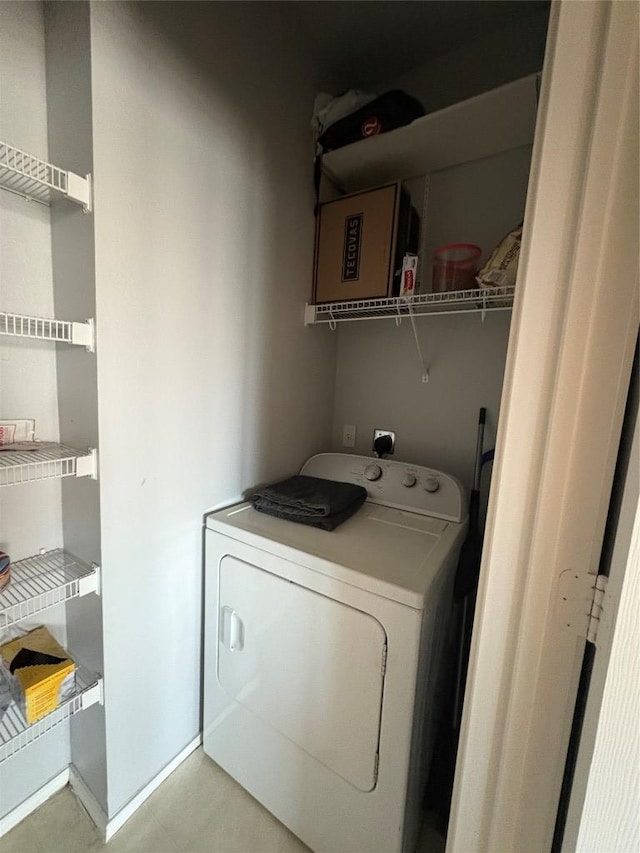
{"left": 449, "top": 2, "right": 639, "bottom": 852}
{"left": 71, "top": 734, "right": 201, "bottom": 841}
{"left": 0, "top": 769, "right": 69, "bottom": 837}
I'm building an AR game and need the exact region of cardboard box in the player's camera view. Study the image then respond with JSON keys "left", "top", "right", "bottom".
{"left": 1, "top": 626, "right": 76, "bottom": 724}
{"left": 313, "top": 183, "right": 418, "bottom": 303}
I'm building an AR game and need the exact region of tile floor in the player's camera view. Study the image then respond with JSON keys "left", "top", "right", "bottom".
{"left": 2, "top": 747, "right": 446, "bottom": 853}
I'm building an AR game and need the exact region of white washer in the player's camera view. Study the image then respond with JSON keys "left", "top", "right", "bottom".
{"left": 203, "top": 453, "right": 467, "bottom": 853}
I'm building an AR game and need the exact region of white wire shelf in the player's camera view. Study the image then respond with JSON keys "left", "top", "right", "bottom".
{"left": 0, "top": 666, "right": 102, "bottom": 764}
{"left": 0, "top": 445, "right": 97, "bottom": 487}
{"left": 0, "top": 550, "right": 99, "bottom": 629}
{"left": 0, "top": 312, "right": 95, "bottom": 351}
{"left": 0, "top": 140, "right": 92, "bottom": 211}
{"left": 304, "top": 284, "right": 515, "bottom": 326}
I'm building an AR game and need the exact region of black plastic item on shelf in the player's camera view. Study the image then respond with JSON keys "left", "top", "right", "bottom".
{"left": 314, "top": 90, "right": 425, "bottom": 207}
{"left": 0, "top": 551, "right": 10, "bottom": 592}
{"left": 318, "top": 90, "right": 425, "bottom": 153}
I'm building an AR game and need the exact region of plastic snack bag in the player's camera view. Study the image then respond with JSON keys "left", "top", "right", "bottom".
{"left": 476, "top": 225, "right": 522, "bottom": 290}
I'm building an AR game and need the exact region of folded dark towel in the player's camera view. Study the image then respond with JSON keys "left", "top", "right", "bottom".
{"left": 252, "top": 475, "right": 366, "bottom": 517}
{"left": 250, "top": 475, "right": 366, "bottom": 531}
{"left": 251, "top": 496, "right": 365, "bottom": 530}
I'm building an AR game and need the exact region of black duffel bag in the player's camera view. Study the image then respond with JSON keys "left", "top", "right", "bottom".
{"left": 318, "top": 90, "right": 424, "bottom": 153}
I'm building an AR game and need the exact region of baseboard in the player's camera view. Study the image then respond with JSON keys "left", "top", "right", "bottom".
{"left": 1, "top": 735, "right": 201, "bottom": 842}
{"left": 71, "top": 734, "right": 202, "bottom": 842}
{"left": 0, "top": 768, "right": 70, "bottom": 837}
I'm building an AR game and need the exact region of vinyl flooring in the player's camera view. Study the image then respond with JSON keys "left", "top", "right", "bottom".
{"left": 2, "top": 747, "right": 446, "bottom": 853}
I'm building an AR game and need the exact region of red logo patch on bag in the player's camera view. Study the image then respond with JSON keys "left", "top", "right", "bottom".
{"left": 362, "top": 116, "right": 381, "bottom": 137}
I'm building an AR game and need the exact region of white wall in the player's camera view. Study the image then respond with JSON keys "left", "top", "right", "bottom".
{"left": 330, "top": 142, "right": 532, "bottom": 495}
{"left": 328, "top": 14, "right": 544, "bottom": 494}
{"left": 0, "top": 0, "right": 68, "bottom": 820}
{"left": 88, "top": 1, "right": 335, "bottom": 815}
{"left": 44, "top": 0, "right": 106, "bottom": 812}
{"left": 331, "top": 312, "right": 510, "bottom": 492}
{"left": 327, "top": 9, "right": 547, "bottom": 495}
{"left": 375, "top": 7, "right": 549, "bottom": 115}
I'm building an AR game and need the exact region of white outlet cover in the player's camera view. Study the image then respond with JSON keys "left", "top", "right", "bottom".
{"left": 342, "top": 424, "right": 356, "bottom": 447}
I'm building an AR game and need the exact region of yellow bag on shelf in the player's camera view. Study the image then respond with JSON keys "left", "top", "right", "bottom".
{"left": 0, "top": 626, "right": 76, "bottom": 724}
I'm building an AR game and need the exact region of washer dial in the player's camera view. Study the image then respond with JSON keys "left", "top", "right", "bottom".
{"left": 364, "top": 463, "right": 382, "bottom": 481}
{"left": 402, "top": 472, "right": 417, "bottom": 488}
{"left": 424, "top": 477, "right": 440, "bottom": 493}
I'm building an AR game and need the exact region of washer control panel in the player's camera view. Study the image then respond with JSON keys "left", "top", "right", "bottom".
{"left": 300, "top": 453, "right": 466, "bottom": 523}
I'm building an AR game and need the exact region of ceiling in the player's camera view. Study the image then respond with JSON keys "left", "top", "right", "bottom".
{"left": 294, "top": 1, "right": 550, "bottom": 88}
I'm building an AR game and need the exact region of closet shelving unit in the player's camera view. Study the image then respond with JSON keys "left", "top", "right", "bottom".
{"left": 304, "top": 284, "right": 515, "bottom": 326}
{"left": 0, "top": 139, "right": 102, "bottom": 766}
{"left": 0, "top": 543, "right": 102, "bottom": 764}
{"left": 0, "top": 445, "right": 97, "bottom": 487}
{"left": 0, "top": 545, "right": 102, "bottom": 765}
{"left": 305, "top": 74, "right": 537, "bottom": 326}
{"left": 0, "top": 549, "right": 99, "bottom": 630}
{"left": 0, "top": 667, "right": 103, "bottom": 765}
{"left": 1, "top": 312, "right": 95, "bottom": 351}
{"left": 0, "top": 139, "right": 92, "bottom": 211}
{"left": 0, "top": 141, "right": 95, "bottom": 349}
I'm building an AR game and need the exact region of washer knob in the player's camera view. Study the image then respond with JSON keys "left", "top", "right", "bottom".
{"left": 364, "top": 463, "right": 382, "bottom": 481}
{"left": 424, "top": 477, "right": 440, "bottom": 493}
{"left": 402, "top": 472, "right": 417, "bottom": 488}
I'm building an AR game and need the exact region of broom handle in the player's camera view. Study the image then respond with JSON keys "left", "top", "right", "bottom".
{"left": 452, "top": 597, "right": 468, "bottom": 728}
{"left": 472, "top": 408, "right": 486, "bottom": 493}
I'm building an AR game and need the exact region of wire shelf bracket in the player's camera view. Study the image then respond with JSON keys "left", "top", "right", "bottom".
{"left": 0, "top": 313, "right": 95, "bottom": 352}
{"left": 0, "top": 445, "right": 98, "bottom": 488}
{"left": 0, "top": 140, "right": 92, "bottom": 212}
{"left": 0, "top": 549, "right": 100, "bottom": 630}
{"left": 0, "top": 667, "right": 103, "bottom": 764}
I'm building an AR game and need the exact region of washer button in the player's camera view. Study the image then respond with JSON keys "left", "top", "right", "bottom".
{"left": 424, "top": 477, "right": 440, "bottom": 493}
{"left": 402, "top": 472, "right": 417, "bottom": 488}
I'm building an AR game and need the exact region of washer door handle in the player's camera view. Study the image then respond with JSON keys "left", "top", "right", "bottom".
{"left": 220, "top": 605, "right": 245, "bottom": 652}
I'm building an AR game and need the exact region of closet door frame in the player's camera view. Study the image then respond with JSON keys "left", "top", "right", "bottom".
{"left": 448, "top": 2, "right": 639, "bottom": 851}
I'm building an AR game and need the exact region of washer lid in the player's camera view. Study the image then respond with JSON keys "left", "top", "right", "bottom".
{"left": 206, "top": 501, "right": 468, "bottom": 609}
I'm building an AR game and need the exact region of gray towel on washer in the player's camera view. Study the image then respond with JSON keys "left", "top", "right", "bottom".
{"left": 250, "top": 475, "right": 366, "bottom": 531}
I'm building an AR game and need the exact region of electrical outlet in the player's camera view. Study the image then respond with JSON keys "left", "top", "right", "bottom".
{"left": 373, "top": 429, "right": 395, "bottom": 454}
{"left": 342, "top": 424, "right": 356, "bottom": 448}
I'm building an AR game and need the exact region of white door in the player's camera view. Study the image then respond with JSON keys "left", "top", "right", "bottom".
{"left": 217, "top": 555, "right": 387, "bottom": 792}
{"left": 449, "top": 2, "right": 639, "bottom": 851}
